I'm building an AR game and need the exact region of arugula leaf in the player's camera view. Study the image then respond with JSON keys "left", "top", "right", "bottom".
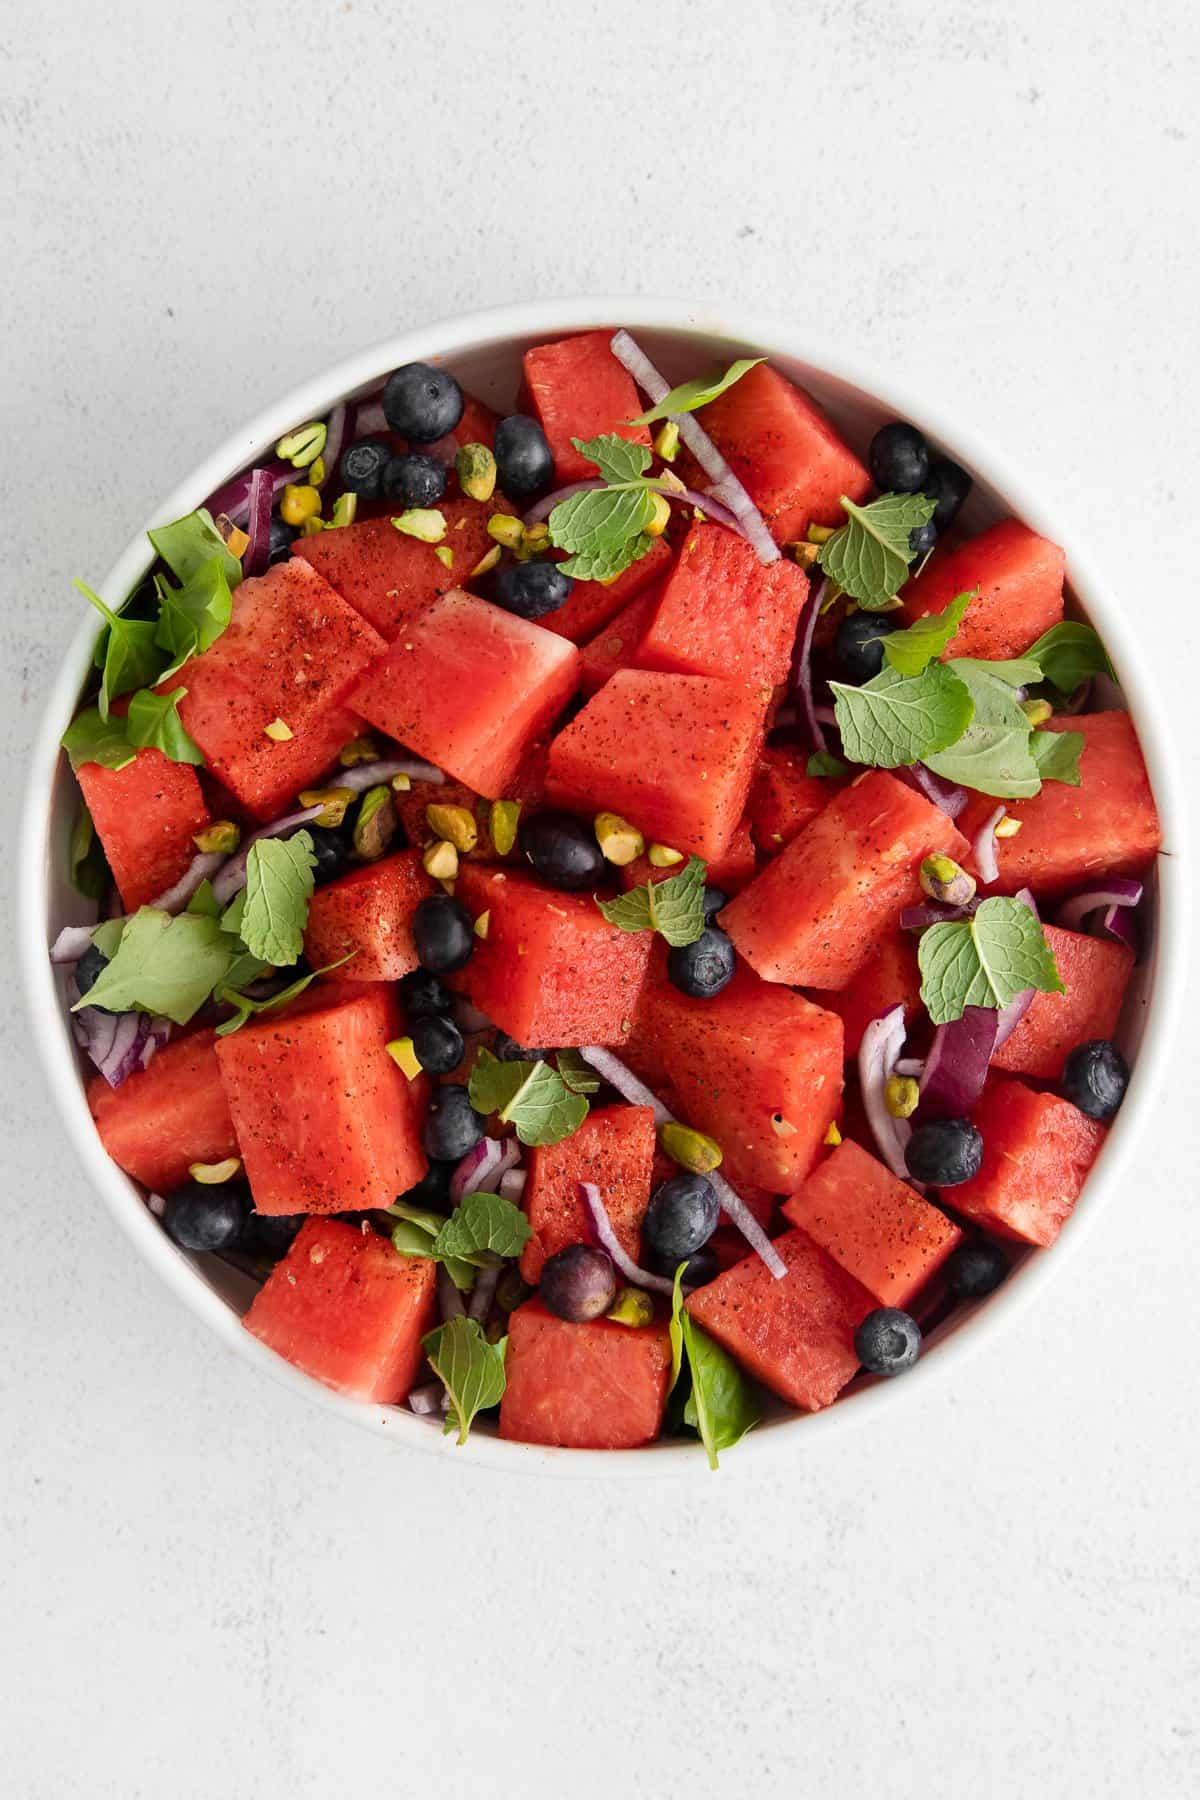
{"left": 154, "top": 556, "right": 234, "bottom": 679}
{"left": 554, "top": 1049, "right": 602, "bottom": 1095}
{"left": 924, "top": 663, "right": 1041, "bottom": 799}
{"left": 72, "top": 907, "right": 236, "bottom": 1025}
{"left": 628, "top": 357, "right": 765, "bottom": 425}
{"left": 212, "top": 954, "right": 354, "bottom": 1036}
{"left": 69, "top": 805, "right": 109, "bottom": 900}
{"left": 595, "top": 854, "right": 707, "bottom": 947}
{"left": 880, "top": 590, "right": 975, "bottom": 674}
{"left": 1025, "top": 622, "right": 1113, "bottom": 694}
{"left": 431, "top": 1190, "right": 532, "bottom": 1262}
{"left": 829, "top": 664, "right": 974, "bottom": 768}
{"left": 1030, "top": 727, "right": 1084, "bottom": 786}
{"left": 422, "top": 1316, "right": 507, "bottom": 1445}
{"left": 124, "top": 687, "right": 204, "bottom": 765}
{"left": 61, "top": 707, "right": 136, "bottom": 772}
{"left": 549, "top": 485, "right": 658, "bottom": 582}
{"left": 918, "top": 895, "right": 1065, "bottom": 1024}
{"left": 467, "top": 1047, "right": 589, "bottom": 1147}
{"left": 571, "top": 433, "right": 653, "bottom": 483}
{"left": 148, "top": 507, "right": 242, "bottom": 588}
{"left": 669, "top": 1265, "right": 760, "bottom": 1470}
{"left": 75, "top": 581, "right": 163, "bottom": 719}
{"left": 817, "top": 492, "right": 937, "bottom": 611}
{"left": 807, "top": 750, "right": 849, "bottom": 778}
{"left": 238, "top": 831, "right": 316, "bottom": 967}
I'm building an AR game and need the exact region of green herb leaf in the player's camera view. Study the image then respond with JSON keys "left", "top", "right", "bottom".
{"left": 72, "top": 907, "right": 236, "bottom": 1025}
{"left": 148, "top": 507, "right": 242, "bottom": 588}
{"left": 669, "top": 1265, "right": 760, "bottom": 1470}
{"left": 917, "top": 895, "right": 1065, "bottom": 1025}
{"left": 69, "top": 805, "right": 109, "bottom": 900}
{"left": 549, "top": 485, "right": 658, "bottom": 582}
{"left": 806, "top": 750, "right": 849, "bottom": 778}
{"left": 817, "top": 492, "right": 937, "bottom": 610}
{"left": 387, "top": 1203, "right": 475, "bottom": 1290}
{"left": 467, "top": 1046, "right": 589, "bottom": 1147}
{"left": 570, "top": 433, "right": 653, "bottom": 484}
{"left": 431, "top": 1190, "right": 532, "bottom": 1262}
{"left": 76, "top": 581, "right": 164, "bottom": 720}
{"left": 924, "top": 663, "right": 1041, "bottom": 799}
{"left": 422, "top": 1316, "right": 507, "bottom": 1445}
{"left": 238, "top": 830, "right": 317, "bottom": 967}
{"left": 212, "top": 953, "right": 354, "bottom": 1036}
{"left": 1024, "top": 622, "right": 1114, "bottom": 694}
{"left": 124, "top": 687, "right": 205, "bottom": 766}
{"left": 390, "top": 1218, "right": 442, "bottom": 1259}
{"left": 554, "top": 1049, "right": 602, "bottom": 1095}
{"left": 1030, "top": 727, "right": 1084, "bottom": 786}
{"left": 154, "top": 556, "right": 234, "bottom": 680}
{"left": 90, "top": 917, "right": 125, "bottom": 959}
{"left": 594, "top": 854, "right": 707, "bottom": 946}
{"left": 185, "top": 879, "right": 220, "bottom": 918}
{"left": 950, "top": 655, "right": 1044, "bottom": 689}
{"left": 829, "top": 664, "right": 974, "bottom": 768}
{"left": 61, "top": 707, "right": 136, "bottom": 773}
{"left": 881, "top": 590, "right": 975, "bottom": 674}
{"left": 627, "top": 358, "right": 765, "bottom": 426}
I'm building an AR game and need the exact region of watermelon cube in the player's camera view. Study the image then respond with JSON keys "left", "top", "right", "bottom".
{"left": 963, "top": 711, "right": 1161, "bottom": 900}
{"left": 634, "top": 522, "right": 809, "bottom": 690}
{"left": 215, "top": 985, "right": 427, "bottom": 1214}
{"left": 450, "top": 863, "right": 652, "bottom": 1047}
{"left": 243, "top": 1218, "right": 436, "bottom": 1403}
{"left": 685, "top": 1227, "right": 875, "bottom": 1411}
{"left": 88, "top": 1026, "right": 239, "bottom": 1193}
{"left": 992, "top": 924, "right": 1134, "bottom": 1079}
{"left": 947, "top": 1078, "right": 1106, "bottom": 1247}
{"left": 901, "top": 519, "right": 1065, "bottom": 661}
{"left": 519, "top": 1104, "right": 657, "bottom": 1283}
{"left": 748, "top": 747, "right": 838, "bottom": 855}
{"left": 817, "top": 930, "right": 923, "bottom": 1059}
{"left": 76, "top": 747, "right": 210, "bottom": 912}
{"left": 499, "top": 1299, "right": 672, "bottom": 1449}
{"left": 722, "top": 770, "right": 970, "bottom": 988}
{"left": 690, "top": 361, "right": 872, "bottom": 544}
{"left": 523, "top": 331, "right": 651, "bottom": 485}
{"left": 544, "top": 669, "right": 766, "bottom": 862}
{"left": 543, "top": 536, "right": 674, "bottom": 645}
{"left": 578, "top": 585, "right": 663, "bottom": 696}
{"left": 349, "top": 590, "right": 580, "bottom": 800}
{"left": 620, "top": 816, "right": 756, "bottom": 897}
{"left": 302, "top": 849, "right": 436, "bottom": 983}
{"left": 781, "top": 1139, "right": 962, "bottom": 1308}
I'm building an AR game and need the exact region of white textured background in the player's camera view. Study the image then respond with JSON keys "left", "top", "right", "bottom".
{"left": 3, "top": 4, "right": 1199, "bottom": 1795}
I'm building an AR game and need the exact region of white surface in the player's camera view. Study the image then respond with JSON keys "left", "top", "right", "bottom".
{"left": 2, "top": 2, "right": 1199, "bottom": 1794}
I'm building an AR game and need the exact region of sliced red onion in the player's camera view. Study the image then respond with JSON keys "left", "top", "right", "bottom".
{"left": 789, "top": 576, "right": 828, "bottom": 752}
{"left": 467, "top": 1262, "right": 502, "bottom": 1324}
{"left": 895, "top": 1057, "right": 925, "bottom": 1078}
{"left": 452, "top": 995, "right": 493, "bottom": 1035}
{"left": 899, "top": 899, "right": 978, "bottom": 931}
{"left": 209, "top": 806, "right": 325, "bottom": 905}
{"left": 1091, "top": 673, "right": 1124, "bottom": 710}
{"left": 315, "top": 401, "right": 348, "bottom": 492}
{"left": 498, "top": 1168, "right": 527, "bottom": 1202}
{"left": 1056, "top": 878, "right": 1144, "bottom": 933}
{"left": 415, "top": 430, "right": 459, "bottom": 469}
{"left": 578, "top": 1181, "right": 677, "bottom": 1295}
{"left": 407, "top": 1380, "right": 444, "bottom": 1416}
{"left": 1097, "top": 902, "right": 1139, "bottom": 952}
{"left": 437, "top": 1265, "right": 465, "bottom": 1322}
{"left": 148, "top": 849, "right": 226, "bottom": 914}
{"left": 449, "top": 1137, "right": 505, "bottom": 1204}
{"left": 203, "top": 459, "right": 295, "bottom": 530}
{"left": 353, "top": 398, "right": 387, "bottom": 436}
{"left": 707, "top": 1172, "right": 787, "bottom": 1279}
{"left": 1060, "top": 678, "right": 1093, "bottom": 715}
{"left": 336, "top": 756, "right": 444, "bottom": 794}
{"left": 972, "top": 805, "right": 1006, "bottom": 886}
{"left": 75, "top": 1006, "right": 152, "bottom": 1088}
{"left": 858, "top": 1004, "right": 912, "bottom": 1180}
{"left": 917, "top": 1006, "right": 999, "bottom": 1121}
{"left": 141, "top": 1016, "right": 172, "bottom": 1069}
{"left": 51, "top": 924, "right": 99, "bottom": 964}
{"left": 896, "top": 763, "right": 969, "bottom": 819}
{"left": 242, "top": 467, "right": 274, "bottom": 577}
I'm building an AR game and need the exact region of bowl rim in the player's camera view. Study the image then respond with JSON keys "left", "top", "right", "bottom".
{"left": 19, "top": 294, "right": 1189, "bottom": 1477}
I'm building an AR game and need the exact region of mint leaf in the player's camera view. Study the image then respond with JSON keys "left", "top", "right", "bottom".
{"left": 917, "top": 895, "right": 1065, "bottom": 1025}
{"left": 818, "top": 492, "right": 937, "bottom": 611}
{"left": 1030, "top": 727, "right": 1084, "bottom": 786}
{"left": 125, "top": 687, "right": 205, "bottom": 766}
{"left": 829, "top": 664, "right": 974, "bottom": 768}
{"left": 69, "top": 805, "right": 109, "bottom": 900}
{"left": 76, "top": 581, "right": 164, "bottom": 720}
{"left": 924, "top": 663, "right": 1041, "bottom": 799}
{"left": 570, "top": 433, "right": 653, "bottom": 484}
{"left": 1025, "top": 622, "right": 1113, "bottom": 694}
{"left": 881, "top": 590, "right": 975, "bottom": 674}
{"left": 148, "top": 507, "right": 242, "bottom": 588}
{"left": 628, "top": 358, "right": 764, "bottom": 426}
{"left": 72, "top": 907, "right": 236, "bottom": 1025}
{"left": 595, "top": 854, "right": 707, "bottom": 947}
{"left": 238, "top": 830, "right": 316, "bottom": 967}
{"left": 422, "top": 1316, "right": 507, "bottom": 1445}
{"left": 467, "top": 1047, "right": 589, "bottom": 1147}
{"left": 549, "top": 484, "right": 658, "bottom": 582}
{"left": 807, "top": 750, "right": 849, "bottom": 778}
{"left": 212, "top": 954, "right": 354, "bottom": 1036}
{"left": 90, "top": 917, "right": 125, "bottom": 959}
{"left": 186, "top": 879, "right": 220, "bottom": 918}
{"left": 669, "top": 1265, "right": 759, "bottom": 1470}
{"left": 61, "top": 706, "right": 135, "bottom": 772}
{"left": 388, "top": 1201, "right": 478, "bottom": 1291}
{"left": 431, "top": 1190, "right": 532, "bottom": 1262}
{"left": 950, "top": 655, "right": 1043, "bottom": 689}
{"left": 554, "top": 1049, "right": 602, "bottom": 1094}
{"left": 154, "top": 556, "right": 234, "bottom": 680}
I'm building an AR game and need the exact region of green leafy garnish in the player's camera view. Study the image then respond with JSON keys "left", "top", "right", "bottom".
{"left": 467, "top": 1046, "right": 589, "bottom": 1147}
{"left": 185, "top": 879, "right": 221, "bottom": 918}
{"left": 90, "top": 917, "right": 125, "bottom": 959}
{"left": 1025, "top": 622, "right": 1113, "bottom": 695}
{"left": 594, "top": 854, "right": 707, "bottom": 947}
{"left": 817, "top": 492, "right": 937, "bottom": 611}
{"left": 431, "top": 1190, "right": 532, "bottom": 1263}
{"left": 950, "top": 655, "right": 1043, "bottom": 689}
{"left": 69, "top": 805, "right": 109, "bottom": 900}
{"left": 547, "top": 435, "right": 661, "bottom": 581}
{"left": 75, "top": 581, "right": 163, "bottom": 720}
{"left": 829, "top": 664, "right": 974, "bottom": 769}
{"left": 669, "top": 1266, "right": 760, "bottom": 1471}
{"left": 212, "top": 954, "right": 354, "bottom": 1036}
{"left": 154, "top": 556, "right": 234, "bottom": 680}
{"left": 1030, "top": 727, "right": 1084, "bottom": 786}
{"left": 879, "top": 590, "right": 975, "bottom": 674}
{"left": 422, "top": 1316, "right": 507, "bottom": 1445}
{"left": 554, "top": 1048, "right": 602, "bottom": 1094}
{"left": 124, "top": 687, "right": 204, "bottom": 765}
{"left": 61, "top": 707, "right": 136, "bottom": 773}
{"left": 237, "top": 831, "right": 317, "bottom": 967}
{"left": 923, "top": 663, "right": 1040, "bottom": 799}
{"left": 148, "top": 507, "right": 242, "bottom": 589}
{"left": 806, "top": 750, "right": 849, "bottom": 778}
{"left": 388, "top": 1201, "right": 476, "bottom": 1290}
{"left": 917, "top": 895, "right": 1065, "bottom": 1025}
{"left": 71, "top": 907, "right": 236, "bottom": 1025}
{"left": 627, "top": 357, "right": 764, "bottom": 426}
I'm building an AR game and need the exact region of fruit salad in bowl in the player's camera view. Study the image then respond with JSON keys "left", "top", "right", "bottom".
{"left": 26, "top": 305, "right": 1176, "bottom": 1469}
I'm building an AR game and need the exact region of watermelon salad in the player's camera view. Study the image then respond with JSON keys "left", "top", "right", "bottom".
{"left": 47, "top": 329, "right": 1164, "bottom": 1462}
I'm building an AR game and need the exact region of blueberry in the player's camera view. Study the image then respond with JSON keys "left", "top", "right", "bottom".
{"left": 1062, "top": 1039, "right": 1129, "bottom": 1120}
{"left": 242, "top": 1211, "right": 305, "bottom": 1260}
{"left": 267, "top": 515, "right": 297, "bottom": 565}
{"left": 423, "top": 1084, "right": 486, "bottom": 1162}
{"left": 647, "top": 1242, "right": 720, "bottom": 1288}
{"left": 643, "top": 1173, "right": 720, "bottom": 1262}
{"left": 946, "top": 1239, "right": 1008, "bottom": 1299}
{"left": 493, "top": 560, "right": 574, "bottom": 621}
{"left": 494, "top": 1031, "right": 547, "bottom": 1063}
{"left": 518, "top": 810, "right": 605, "bottom": 891}
{"left": 338, "top": 438, "right": 391, "bottom": 499}
{"left": 908, "top": 518, "right": 938, "bottom": 559}
{"left": 382, "top": 362, "right": 464, "bottom": 443}
{"left": 835, "top": 611, "right": 896, "bottom": 682}
{"left": 383, "top": 451, "right": 447, "bottom": 509}
{"left": 398, "top": 968, "right": 455, "bottom": 1021}
{"left": 702, "top": 886, "right": 729, "bottom": 921}
{"left": 398, "top": 1158, "right": 455, "bottom": 1210}
{"left": 923, "top": 457, "right": 972, "bottom": 529}
{"left": 905, "top": 1117, "right": 984, "bottom": 1187}
{"left": 494, "top": 414, "right": 555, "bottom": 502}
{"left": 868, "top": 421, "right": 929, "bottom": 494}
{"left": 162, "top": 1182, "right": 250, "bottom": 1252}
{"left": 855, "top": 1306, "right": 922, "bottom": 1376}
{"left": 75, "top": 942, "right": 110, "bottom": 1002}
{"left": 307, "top": 825, "right": 350, "bottom": 885}
{"left": 667, "top": 926, "right": 736, "bottom": 999}
{"left": 539, "top": 1243, "right": 617, "bottom": 1322}
{"left": 412, "top": 894, "right": 475, "bottom": 973}
{"left": 411, "top": 1015, "right": 465, "bottom": 1076}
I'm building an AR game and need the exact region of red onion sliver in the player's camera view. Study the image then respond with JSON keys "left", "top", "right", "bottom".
{"left": 203, "top": 459, "right": 295, "bottom": 530}
{"left": 336, "top": 757, "right": 444, "bottom": 794}
{"left": 707, "top": 1172, "right": 787, "bottom": 1279}
{"left": 896, "top": 763, "right": 969, "bottom": 820}
{"left": 316, "top": 401, "right": 348, "bottom": 492}
{"left": 789, "top": 575, "right": 828, "bottom": 752}
{"left": 899, "top": 899, "right": 979, "bottom": 931}
{"left": 452, "top": 995, "right": 493, "bottom": 1035}
{"left": 972, "top": 805, "right": 1006, "bottom": 886}
{"left": 578, "top": 1181, "right": 677, "bottom": 1295}
{"left": 242, "top": 467, "right": 274, "bottom": 577}
{"left": 353, "top": 398, "right": 387, "bottom": 436}
{"left": 408, "top": 1380, "right": 444, "bottom": 1416}
{"left": 450, "top": 1136, "right": 505, "bottom": 1204}
{"left": 895, "top": 1057, "right": 925, "bottom": 1078}
{"left": 918, "top": 1006, "right": 999, "bottom": 1121}
{"left": 209, "top": 806, "right": 325, "bottom": 905}
{"left": 437, "top": 1265, "right": 465, "bottom": 1322}
{"left": 468, "top": 1262, "right": 502, "bottom": 1324}
{"left": 149, "top": 849, "right": 226, "bottom": 915}
{"left": 51, "top": 924, "right": 99, "bottom": 964}
{"left": 498, "top": 1168, "right": 527, "bottom": 1202}
{"left": 858, "top": 1004, "right": 912, "bottom": 1179}
{"left": 1056, "top": 878, "right": 1144, "bottom": 933}
{"left": 1097, "top": 902, "right": 1139, "bottom": 951}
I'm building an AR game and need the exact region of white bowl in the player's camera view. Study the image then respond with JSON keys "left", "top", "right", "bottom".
{"left": 20, "top": 298, "right": 1188, "bottom": 1476}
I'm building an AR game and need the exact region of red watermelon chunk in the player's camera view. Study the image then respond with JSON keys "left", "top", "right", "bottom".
{"left": 781, "top": 1139, "right": 962, "bottom": 1308}
{"left": 499, "top": 1299, "right": 672, "bottom": 1449}
{"left": 450, "top": 863, "right": 652, "bottom": 1047}
{"left": 215, "top": 985, "right": 427, "bottom": 1214}
{"left": 690, "top": 362, "right": 872, "bottom": 544}
{"left": 523, "top": 331, "right": 651, "bottom": 484}
{"left": 577, "top": 585, "right": 663, "bottom": 695}
{"left": 544, "top": 669, "right": 766, "bottom": 862}
{"left": 243, "top": 1218, "right": 436, "bottom": 1403}
{"left": 947, "top": 1078, "right": 1105, "bottom": 1247}
{"left": 88, "top": 1026, "right": 238, "bottom": 1193}
{"left": 543, "top": 536, "right": 674, "bottom": 645}
{"left": 620, "top": 816, "right": 756, "bottom": 897}
{"left": 748, "top": 748, "right": 838, "bottom": 855}
{"left": 901, "top": 519, "right": 1065, "bottom": 660}
{"left": 992, "top": 924, "right": 1134, "bottom": 1079}
{"left": 722, "top": 770, "right": 970, "bottom": 988}
{"left": 302, "top": 850, "right": 436, "bottom": 983}
{"left": 817, "top": 930, "right": 923, "bottom": 1059}
{"left": 634, "top": 521, "right": 809, "bottom": 689}
{"left": 685, "top": 1227, "right": 875, "bottom": 1411}
{"left": 963, "top": 711, "right": 1161, "bottom": 900}
{"left": 76, "top": 748, "right": 210, "bottom": 912}
{"left": 519, "top": 1104, "right": 656, "bottom": 1283}
{"left": 350, "top": 591, "right": 580, "bottom": 800}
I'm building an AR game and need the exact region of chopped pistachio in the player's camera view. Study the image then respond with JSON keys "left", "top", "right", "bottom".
{"left": 327, "top": 491, "right": 357, "bottom": 529}
{"left": 647, "top": 842, "right": 684, "bottom": 868}
{"left": 787, "top": 540, "right": 820, "bottom": 570}
{"left": 487, "top": 513, "right": 524, "bottom": 550}
{"left": 644, "top": 492, "right": 672, "bottom": 538}
{"left": 474, "top": 909, "right": 491, "bottom": 939}
{"left": 392, "top": 508, "right": 447, "bottom": 543}
{"left": 307, "top": 455, "right": 326, "bottom": 487}
{"left": 595, "top": 811, "right": 645, "bottom": 866}
{"left": 607, "top": 1287, "right": 655, "bottom": 1328}
{"left": 280, "top": 484, "right": 321, "bottom": 526}
{"left": 469, "top": 543, "right": 502, "bottom": 579}
{"left": 263, "top": 717, "right": 294, "bottom": 742}
{"left": 339, "top": 735, "right": 380, "bottom": 767}
{"left": 434, "top": 544, "right": 454, "bottom": 570}
{"left": 188, "top": 1156, "right": 243, "bottom": 1184}
{"left": 514, "top": 521, "right": 550, "bottom": 562}
{"left": 496, "top": 1268, "right": 532, "bottom": 1313}
{"left": 489, "top": 799, "right": 521, "bottom": 857}
{"left": 993, "top": 813, "right": 1023, "bottom": 839}
{"left": 214, "top": 516, "right": 251, "bottom": 559}
{"left": 1021, "top": 697, "right": 1054, "bottom": 727}
{"left": 456, "top": 442, "right": 498, "bottom": 503}
{"left": 823, "top": 1120, "right": 843, "bottom": 1147}
{"left": 299, "top": 514, "right": 325, "bottom": 537}
{"left": 423, "top": 839, "right": 459, "bottom": 881}
{"left": 298, "top": 785, "right": 355, "bottom": 829}
{"left": 659, "top": 1120, "right": 723, "bottom": 1174}
{"left": 386, "top": 1036, "right": 423, "bottom": 1080}
{"left": 885, "top": 1075, "right": 920, "bottom": 1119}
{"left": 919, "top": 853, "right": 977, "bottom": 908}
{"left": 353, "top": 785, "right": 398, "bottom": 861}
{"left": 193, "top": 819, "right": 240, "bottom": 855}
{"left": 653, "top": 420, "right": 681, "bottom": 463}
{"left": 426, "top": 802, "right": 478, "bottom": 853}
{"left": 805, "top": 522, "right": 836, "bottom": 544}
{"left": 276, "top": 421, "right": 327, "bottom": 468}
{"left": 391, "top": 772, "right": 412, "bottom": 793}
